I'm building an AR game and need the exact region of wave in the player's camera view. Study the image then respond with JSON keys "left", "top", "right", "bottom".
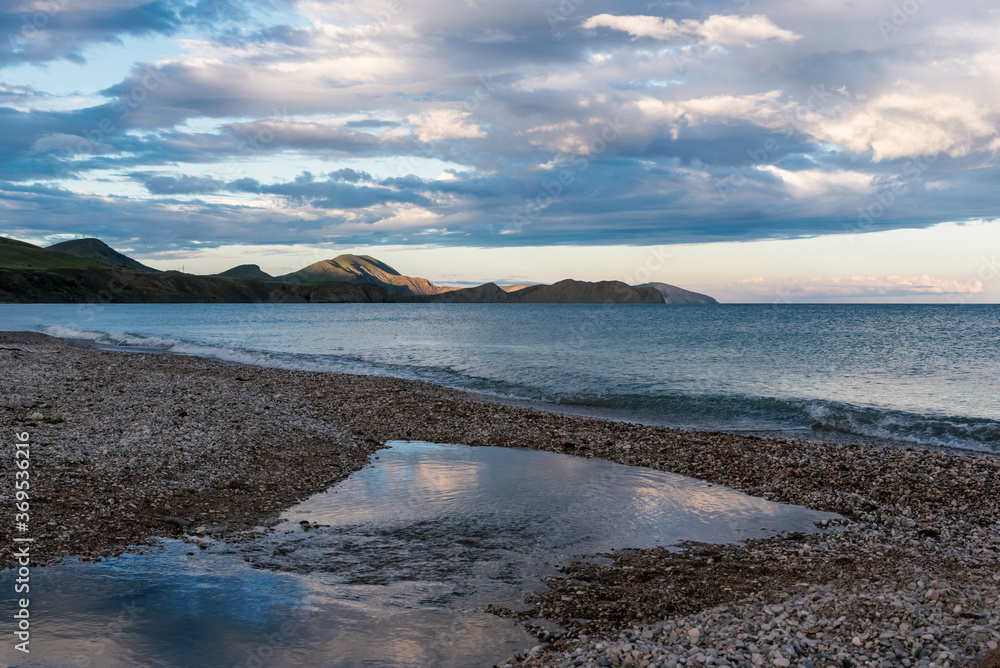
{"left": 40, "top": 325, "right": 544, "bottom": 393}
{"left": 801, "top": 401, "right": 1000, "bottom": 451}
{"left": 41, "top": 325, "right": 1000, "bottom": 453}
{"left": 552, "top": 392, "right": 1000, "bottom": 452}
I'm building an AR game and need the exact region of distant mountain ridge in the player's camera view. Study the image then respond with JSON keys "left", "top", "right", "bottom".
{"left": 278, "top": 254, "right": 441, "bottom": 296}
{"left": 638, "top": 282, "right": 719, "bottom": 305}
{"left": 48, "top": 238, "right": 160, "bottom": 273}
{"left": 0, "top": 235, "right": 719, "bottom": 305}
{"left": 217, "top": 264, "right": 274, "bottom": 280}
{"left": 430, "top": 280, "right": 663, "bottom": 304}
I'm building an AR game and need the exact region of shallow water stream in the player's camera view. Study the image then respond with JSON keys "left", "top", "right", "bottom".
{"left": 1, "top": 442, "right": 838, "bottom": 667}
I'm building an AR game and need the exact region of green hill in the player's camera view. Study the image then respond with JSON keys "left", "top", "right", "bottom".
{"left": 48, "top": 238, "right": 160, "bottom": 273}
{"left": 0, "top": 236, "right": 109, "bottom": 271}
{"left": 0, "top": 234, "right": 719, "bottom": 305}
{"left": 279, "top": 254, "right": 441, "bottom": 296}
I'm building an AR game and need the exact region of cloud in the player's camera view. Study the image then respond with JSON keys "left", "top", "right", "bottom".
{"left": 734, "top": 274, "right": 985, "bottom": 299}
{"left": 758, "top": 166, "right": 873, "bottom": 198}
{"left": 582, "top": 13, "right": 801, "bottom": 46}
{"left": 1, "top": 0, "right": 179, "bottom": 67}
{"left": 29, "top": 132, "right": 114, "bottom": 156}
{"left": 807, "top": 87, "right": 1000, "bottom": 161}
{"left": 131, "top": 170, "right": 428, "bottom": 208}
{"left": 132, "top": 172, "right": 226, "bottom": 195}
{"left": 0, "top": 0, "right": 289, "bottom": 68}
{"left": 407, "top": 109, "right": 486, "bottom": 142}
{"left": 1, "top": 0, "right": 999, "bottom": 253}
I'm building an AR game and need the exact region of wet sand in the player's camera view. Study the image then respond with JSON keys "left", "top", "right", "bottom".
{"left": 1, "top": 331, "right": 998, "bottom": 667}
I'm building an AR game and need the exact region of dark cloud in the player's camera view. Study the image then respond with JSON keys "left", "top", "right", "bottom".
{"left": 130, "top": 169, "right": 428, "bottom": 208}
{"left": 0, "top": 1, "right": 180, "bottom": 67}
{"left": 345, "top": 119, "right": 400, "bottom": 128}
{"left": 227, "top": 173, "right": 432, "bottom": 209}
{"left": 131, "top": 172, "right": 226, "bottom": 195}
{"left": 328, "top": 168, "right": 371, "bottom": 182}
{"left": 0, "top": 0, "right": 296, "bottom": 67}
{"left": 1, "top": 0, "right": 999, "bottom": 250}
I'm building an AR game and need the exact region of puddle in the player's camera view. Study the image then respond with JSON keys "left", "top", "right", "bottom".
{"left": 0, "top": 441, "right": 838, "bottom": 667}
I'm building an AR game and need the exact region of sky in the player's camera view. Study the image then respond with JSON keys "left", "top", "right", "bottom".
{"left": 0, "top": 0, "right": 998, "bottom": 302}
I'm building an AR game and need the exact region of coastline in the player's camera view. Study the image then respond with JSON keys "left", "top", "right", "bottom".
{"left": 1, "top": 331, "right": 998, "bottom": 667}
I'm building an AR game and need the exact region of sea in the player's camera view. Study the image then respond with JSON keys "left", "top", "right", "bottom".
{"left": 1, "top": 303, "right": 998, "bottom": 452}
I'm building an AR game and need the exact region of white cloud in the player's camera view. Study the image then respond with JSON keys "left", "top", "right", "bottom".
{"left": 407, "top": 109, "right": 485, "bottom": 142}
{"left": 582, "top": 13, "right": 801, "bottom": 46}
{"left": 636, "top": 84, "right": 1000, "bottom": 161}
{"left": 759, "top": 166, "right": 873, "bottom": 198}
{"left": 635, "top": 90, "right": 803, "bottom": 139}
{"left": 29, "top": 133, "right": 113, "bottom": 155}
{"left": 734, "top": 274, "right": 985, "bottom": 298}
{"left": 811, "top": 87, "right": 1000, "bottom": 161}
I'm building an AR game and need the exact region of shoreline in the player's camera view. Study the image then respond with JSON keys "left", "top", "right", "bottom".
{"left": 34, "top": 322, "right": 991, "bottom": 456}
{"left": 1, "top": 331, "right": 998, "bottom": 667}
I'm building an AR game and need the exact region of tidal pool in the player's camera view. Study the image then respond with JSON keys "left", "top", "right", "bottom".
{"left": 0, "top": 441, "right": 839, "bottom": 667}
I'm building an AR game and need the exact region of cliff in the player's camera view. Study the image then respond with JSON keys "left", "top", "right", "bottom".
{"left": 638, "top": 282, "right": 719, "bottom": 305}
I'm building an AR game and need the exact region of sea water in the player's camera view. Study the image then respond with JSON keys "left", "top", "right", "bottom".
{"left": 1, "top": 302, "right": 998, "bottom": 450}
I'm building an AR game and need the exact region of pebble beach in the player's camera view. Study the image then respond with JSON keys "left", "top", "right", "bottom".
{"left": 1, "top": 331, "right": 998, "bottom": 668}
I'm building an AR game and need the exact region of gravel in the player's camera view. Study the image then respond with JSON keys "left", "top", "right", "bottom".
{"left": 0, "top": 332, "right": 997, "bottom": 667}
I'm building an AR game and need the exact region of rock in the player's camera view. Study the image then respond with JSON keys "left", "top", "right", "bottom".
{"left": 154, "top": 515, "right": 191, "bottom": 529}
{"left": 981, "top": 649, "right": 1000, "bottom": 668}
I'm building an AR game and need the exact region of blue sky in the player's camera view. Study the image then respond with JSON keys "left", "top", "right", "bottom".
{"left": 1, "top": 0, "right": 998, "bottom": 302}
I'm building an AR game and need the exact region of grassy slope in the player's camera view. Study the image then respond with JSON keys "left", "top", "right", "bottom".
{"left": 0, "top": 237, "right": 108, "bottom": 271}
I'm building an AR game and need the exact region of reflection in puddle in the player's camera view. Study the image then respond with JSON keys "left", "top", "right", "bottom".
{"left": 0, "top": 441, "right": 838, "bottom": 667}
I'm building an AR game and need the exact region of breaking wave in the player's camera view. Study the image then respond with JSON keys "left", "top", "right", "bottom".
{"left": 41, "top": 325, "right": 1000, "bottom": 453}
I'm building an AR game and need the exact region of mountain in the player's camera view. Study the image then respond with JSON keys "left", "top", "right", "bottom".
{"left": 0, "top": 263, "right": 393, "bottom": 304}
{"left": 638, "top": 282, "right": 719, "bottom": 305}
{"left": 430, "top": 279, "right": 665, "bottom": 304}
{"left": 433, "top": 282, "right": 511, "bottom": 303}
{"left": 509, "top": 280, "right": 664, "bottom": 304}
{"left": 0, "top": 236, "right": 108, "bottom": 271}
{"left": 217, "top": 264, "right": 274, "bottom": 280}
{"left": 0, "top": 236, "right": 392, "bottom": 303}
{"left": 279, "top": 254, "right": 440, "bottom": 297}
{"left": 0, "top": 235, "right": 718, "bottom": 305}
{"left": 48, "top": 238, "right": 160, "bottom": 273}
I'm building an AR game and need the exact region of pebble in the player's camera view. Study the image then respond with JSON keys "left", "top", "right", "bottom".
{"left": 4, "top": 332, "right": 999, "bottom": 668}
